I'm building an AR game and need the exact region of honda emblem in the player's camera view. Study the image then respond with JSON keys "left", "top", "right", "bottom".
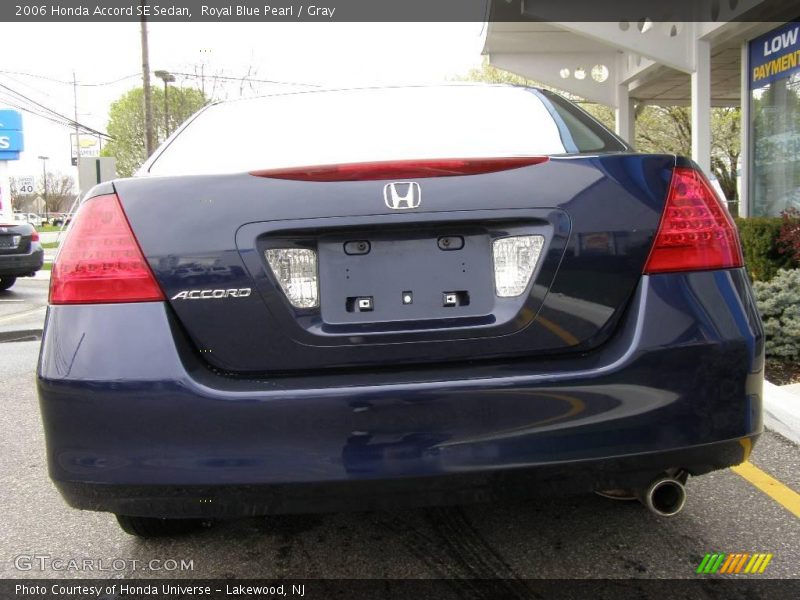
{"left": 384, "top": 182, "right": 421, "bottom": 210}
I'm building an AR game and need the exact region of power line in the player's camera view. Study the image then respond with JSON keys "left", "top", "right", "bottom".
{"left": 170, "top": 71, "right": 319, "bottom": 87}
{"left": 0, "top": 100, "right": 96, "bottom": 137}
{"left": 0, "top": 68, "right": 319, "bottom": 91}
{"left": 0, "top": 70, "right": 140, "bottom": 87}
{"left": 0, "top": 69, "right": 318, "bottom": 139}
{"left": 0, "top": 75, "right": 114, "bottom": 142}
{"left": 1, "top": 90, "right": 109, "bottom": 140}
{"left": 0, "top": 83, "right": 112, "bottom": 139}
{"left": 0, "top": 82, "right": 78, "bottom": 122}
{"left": 0, "top": 72, "right": 57, "bottom": 102}
{"left": 0, "top": 95, "right": 76, "bottom": 129}
{"left": 0, "top": 89, "right": 78, "bottom": 128}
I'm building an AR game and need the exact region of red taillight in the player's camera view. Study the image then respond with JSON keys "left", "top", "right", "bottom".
{"left": 250, "top": 157, "right": 549, "bottom": 182}
{"left": 49, "top": 193, "right": 164, "bottom": 304}
{"left": 30, "top": 228, "right": 39, "bottom": 242}
{"left": 643, "top": 167, "right": 743, "bottom": 274}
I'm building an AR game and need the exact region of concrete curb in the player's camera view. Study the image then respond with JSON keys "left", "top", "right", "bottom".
{"left": 763, "top": 380, "right": 800, "bottom": 445}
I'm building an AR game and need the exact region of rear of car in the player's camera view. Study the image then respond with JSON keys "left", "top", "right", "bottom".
{"left": 0, "top": 221, "right": 43, "bottom": 290}
{"left": 37, "top": 85, "right": 763, "bottom": 534}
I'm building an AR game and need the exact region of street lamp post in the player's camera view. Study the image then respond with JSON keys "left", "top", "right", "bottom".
{"left": 37, "top": 155, "right": 48, "bottom": 221}
{"left": 154, "top": 70, "right": 176, "bottom": 138}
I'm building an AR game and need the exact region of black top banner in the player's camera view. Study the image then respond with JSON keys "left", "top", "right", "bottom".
{"left": 2, "top": 0, "right": 798, "bottom": 22}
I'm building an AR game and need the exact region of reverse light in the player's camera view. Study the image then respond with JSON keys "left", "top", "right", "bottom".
{"left": 265, "top": 248, "right": 319, "bottom": 308}
{"left": 49, "top": 193, "right": 165, "bottom": 304}
{"left": 492, "top": 235, "right": 544, "bottom": 297}
{"left": 644, "top": 167, "right": 743, "bottom": 274}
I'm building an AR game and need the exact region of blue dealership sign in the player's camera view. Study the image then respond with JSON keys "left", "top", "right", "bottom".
{"left": 749, "top": 22, "right": 800, "bottom": 90}
{"left": 0, "top": 109, "right": 24, "bottom": 160}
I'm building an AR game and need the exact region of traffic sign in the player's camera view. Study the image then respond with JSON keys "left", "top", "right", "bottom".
{"left": 18, "top": 176, "right": 35, "bottom": 194}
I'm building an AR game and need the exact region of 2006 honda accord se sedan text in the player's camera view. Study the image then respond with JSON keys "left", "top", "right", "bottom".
{"left": 37, "top": 85, "right": 763, "bottom": 537}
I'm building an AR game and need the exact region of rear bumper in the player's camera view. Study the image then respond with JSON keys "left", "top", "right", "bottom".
{"left": 37, "top": 269, "right": 764, "bottom": 517}
{"left": 56, "top": 438, "right": 754, "bottom": 518}
{"left": 0, "top": 245, "right": 43, "bottom": 276}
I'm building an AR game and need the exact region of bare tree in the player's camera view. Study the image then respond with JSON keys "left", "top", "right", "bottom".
{"left": 39, "top": 172, "right": 76, "bottom": 213}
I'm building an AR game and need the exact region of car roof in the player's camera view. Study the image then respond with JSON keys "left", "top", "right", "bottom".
{"left": 212, "top": 82, "right": 544, "bottom": 107}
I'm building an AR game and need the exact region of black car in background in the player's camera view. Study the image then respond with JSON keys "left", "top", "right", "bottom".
{"left": 0, "top": 221, "right": 44, "bottom": 290}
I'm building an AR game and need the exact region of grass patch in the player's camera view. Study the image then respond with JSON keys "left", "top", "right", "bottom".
{"left": 38, "top": 225, "right": 65, "bottom": 233}
{"left": 41, "top": 242, "right": 59, "bottom": 249}
{"left": 41, "top": 263, "right": 52, "bottom": 271}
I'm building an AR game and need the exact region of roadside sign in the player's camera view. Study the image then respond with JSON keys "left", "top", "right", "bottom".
{"left": 78, "top": 157, "right": 116, "bottom": 195}
{"left": 0, "top": 109, "right": 24, "bottom": 161}
{"left": 749, "top": 21, "right": 800, "bottom": 90}
{"left": 0, "top": 109, "right": 23, "bottom": 221}
{"left": 70, "top": 133, "right": 101, "bottom": 166}
{"left": 18, "top": 176, "right": 34, "bottom": 194}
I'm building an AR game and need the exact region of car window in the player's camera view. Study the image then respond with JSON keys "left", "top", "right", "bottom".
{"left": 539, "top": 91, "right": 628, "bottom": 153}
{"left": 148, "top": 86, "right": 581, "bottom": 176}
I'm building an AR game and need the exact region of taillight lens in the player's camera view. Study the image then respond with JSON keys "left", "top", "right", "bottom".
{"left": 492, "top": 235, "right": 545, "bottom": 297}
{"left": 643, "top": 167, "right": 743, "bottom": 274}
{"left": 265, "top": 248, "right": 319, "bottom": 308}
{"left": 50, "top": 193, "right": 164, "bottom": 304}
{"left": 30, "top": 228, "right": 39, "bottom": 242}
{"left": 251, "top": 157, "right": 549, "bottom": 182}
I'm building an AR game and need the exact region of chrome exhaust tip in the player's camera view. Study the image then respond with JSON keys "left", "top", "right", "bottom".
{"left": 639, "top": 476, "right": 687, "bottom": 517}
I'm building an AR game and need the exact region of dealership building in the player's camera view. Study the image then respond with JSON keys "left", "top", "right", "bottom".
{"left": 483, "top": 2, "right": 800, "bottom": 216}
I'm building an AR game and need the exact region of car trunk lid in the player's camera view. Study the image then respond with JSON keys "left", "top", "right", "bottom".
{"left": 116, "top": 153, "right": 674, "bottom": 374}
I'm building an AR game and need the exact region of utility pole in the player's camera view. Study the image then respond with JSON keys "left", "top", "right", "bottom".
{"left": 140, "top": 1, "right": 155, "bottom": 157}
{"left": 155, "top": 70, "right": 175, "bottom": 137}
{"left": 199, "top": 47, "right": 210, "bottom": 99}
{"left": 73, "top": 72, "right": 81, "bottom": 196}
{"left": 38, "top": 155, "right": 48, "bottom": 219}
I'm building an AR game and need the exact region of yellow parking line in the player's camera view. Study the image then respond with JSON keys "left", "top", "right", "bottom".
{"left": 731, "top": 461, "right": 800, "bottom": 519}
{"left": 536, "top": 315, "right": 580, "bottom": 345}
{"left": 0, "top": 307, "right": 46, "bottom": 323}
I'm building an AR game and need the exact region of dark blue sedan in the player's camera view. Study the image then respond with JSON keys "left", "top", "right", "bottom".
{"left": 37, "top": 85, "right": 763, "bottom": 537}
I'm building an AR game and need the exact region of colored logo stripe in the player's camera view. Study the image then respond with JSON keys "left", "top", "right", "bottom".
{"left": 697, "top": 553, "right": 773, "bottom": 574}
{"left": 697, "top": 553, "right": 725, "bottom": 574}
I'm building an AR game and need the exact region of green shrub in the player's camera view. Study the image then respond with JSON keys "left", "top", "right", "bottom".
{"left": 735, "top": 217, "right": 796, "bottom": 281}
{"left": 752, "top": 269, "right": 800, "bottom": 361}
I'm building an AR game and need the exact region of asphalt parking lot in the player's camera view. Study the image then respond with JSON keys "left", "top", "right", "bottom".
{"left": 1, "top": 278, "right": 798, "bottom": 581}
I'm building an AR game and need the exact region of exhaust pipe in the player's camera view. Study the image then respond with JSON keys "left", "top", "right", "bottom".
{"left": 639, "top": 476, "right": 687, "bottom": 517}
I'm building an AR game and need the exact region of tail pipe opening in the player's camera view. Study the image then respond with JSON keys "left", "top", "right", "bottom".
{"left": 638, "top": 473, "right": 688, "bottom": 518}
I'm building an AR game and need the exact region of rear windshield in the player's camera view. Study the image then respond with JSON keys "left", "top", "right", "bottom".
{"left": 541, "top": 90, "right": 627, "bottom": 153}
{"left": 147, "top": 86, "right": 627, "bottom": 176}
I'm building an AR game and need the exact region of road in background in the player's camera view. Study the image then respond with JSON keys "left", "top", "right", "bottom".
{"left": 0, "top": 278, "right": 47, "bottom": 342}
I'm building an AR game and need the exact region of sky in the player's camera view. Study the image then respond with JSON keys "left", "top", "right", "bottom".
{"left": 0, "top": 22, "right": 487, "bottom": 183}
